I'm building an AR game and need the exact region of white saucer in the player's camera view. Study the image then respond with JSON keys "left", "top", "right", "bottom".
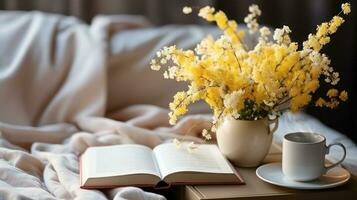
{"left": 256, "top": 162, "right": 350, "bottom": 190}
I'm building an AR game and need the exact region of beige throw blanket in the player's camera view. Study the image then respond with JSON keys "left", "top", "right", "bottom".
{"left": 0, "top": 12, "right": 356, "bottom": 200}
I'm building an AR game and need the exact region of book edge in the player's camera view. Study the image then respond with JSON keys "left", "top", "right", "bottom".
{"left": 227, "top": 160, "right": 245, "bottom": 184}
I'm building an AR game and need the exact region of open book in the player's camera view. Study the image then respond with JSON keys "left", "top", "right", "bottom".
{"left": 80, "top": 143, "right": 243, "bottom": 189}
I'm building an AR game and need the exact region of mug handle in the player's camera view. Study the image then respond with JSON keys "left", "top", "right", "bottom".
{"left": 324, "top": 142, "right": 347, "bottom": 172}
{"left": 266, "top": 117, "right": 279, "bottom": 134}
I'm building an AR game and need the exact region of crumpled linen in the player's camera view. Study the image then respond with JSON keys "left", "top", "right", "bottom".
{"left": 0, "top": 105, "right": 211, "bottom": 200}
{"left": 0, "top": 11, "right": 356, "bottom": 200}
{"left": 0, "top": 105, "right": 210, "bottom": 199}
{"left": 0, "top": 11, "right": 214, "bottom": 200}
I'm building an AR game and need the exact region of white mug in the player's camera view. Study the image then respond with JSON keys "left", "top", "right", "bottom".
{"left": 282, "top": 132, "right": 346, "bottom": 181}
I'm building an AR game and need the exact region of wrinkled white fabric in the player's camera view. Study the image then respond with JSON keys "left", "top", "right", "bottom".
{"left": 0, "top": 11, "right": 216, "bottom": 200}
{"left": 0, "top": 11, "right": 356, "bottom": 200}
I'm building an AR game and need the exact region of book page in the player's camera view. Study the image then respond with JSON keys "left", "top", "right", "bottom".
{"left": 84, "top": 144, "right": 161, "bottom": 179}
{"left": 153, "top": 143, "right": 234, "bottom": 178}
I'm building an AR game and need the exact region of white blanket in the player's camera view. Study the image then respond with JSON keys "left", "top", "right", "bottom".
{"left": 0, "top": 12, "right": 356, "bottom": 200}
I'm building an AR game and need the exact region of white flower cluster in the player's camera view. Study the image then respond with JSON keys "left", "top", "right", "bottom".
{"left": 173, "top": 139, "right": 198, "bottom": 153}
{"left": 329, "top": 72, "right": 340, "bottom": 85}
{"left": 187, "top": 142, "right": 199, "bottom": 153}
{"left": 150, "top": 46, "right": 176, "bottom": 71}
{"left": 201, "top": 129, "right": 212, "bottom": 140}
{"left": 273, "top": 25, "right": 292, "bottom": 45}
{"left": 198, "top": 6, "right": 215, "bottom": 19}
{"left": 163, "top": 66, "right": 178, "bottom": 79}
{"left": 216, "top": 35, "right": 231, "bottom": 49}
{"left": 308, "top": 50, "right": 339, "bottom": 85}
{"left": 195, "top": 35, "right": 214, "bottom": 55}
{"left": 244, "top": 4, "right": 261, "bottom": 34}
{"left": 182, "top": 6, "right": 192, "bottom": 14}
{"left": 300, "top": 48, "right": 312, "bottom": 58}
{"left": 259, "top": 26, "right": 271, "bottom": 42}
{"left": 150, "top": 59, "right": 161, "bottom": 71}
{"left": 173, "top": 138, "right": 181, "bottom": 147}
{"left": 223, "top": 90, "right": 244, "bottom": 109}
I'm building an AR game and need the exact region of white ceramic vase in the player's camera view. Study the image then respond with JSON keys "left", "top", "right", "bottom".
{"left": 216, "top": 117, "right": 279, "bottom": 167}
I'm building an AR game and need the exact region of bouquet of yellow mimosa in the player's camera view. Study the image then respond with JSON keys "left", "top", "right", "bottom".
{"left": 150, "top": 3, "right": 351, "bottom": 138}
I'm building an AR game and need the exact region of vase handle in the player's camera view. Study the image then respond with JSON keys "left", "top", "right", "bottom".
{"left": 267, "top": 117, "right": 279, "bottom": 134}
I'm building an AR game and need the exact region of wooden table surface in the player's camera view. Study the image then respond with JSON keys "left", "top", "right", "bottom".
{"left": 179, "top": 144, "right": 357, "bottom": 200}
